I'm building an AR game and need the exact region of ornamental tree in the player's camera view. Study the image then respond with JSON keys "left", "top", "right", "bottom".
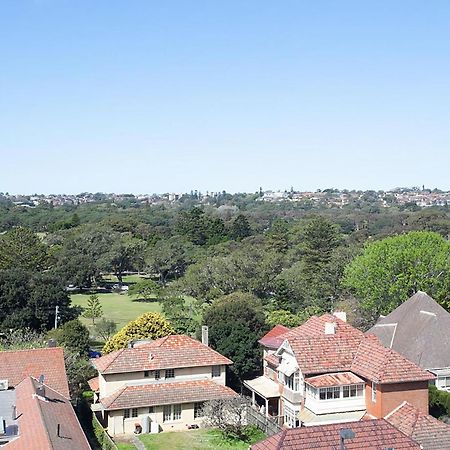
{"left": 103, "top": 312, "right": 174, "bottom": 353}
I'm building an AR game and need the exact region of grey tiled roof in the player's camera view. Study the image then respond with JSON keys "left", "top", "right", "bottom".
{"left": 367, "top": 291, "right": 450, "bottom": 370}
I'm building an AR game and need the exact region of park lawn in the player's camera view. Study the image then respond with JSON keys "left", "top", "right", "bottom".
{"left": 71, "top": 292, "right": 161, "bottom": 331}
{"left": 139, "top": 429, "right": 265, "bottom": 450}
{"left": 102, "top": 274, "right": 147, "bottom": 284}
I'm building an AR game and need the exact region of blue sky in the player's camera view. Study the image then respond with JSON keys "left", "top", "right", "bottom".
{"left": 1, "top": 1, "right": 449, "bottom": 194}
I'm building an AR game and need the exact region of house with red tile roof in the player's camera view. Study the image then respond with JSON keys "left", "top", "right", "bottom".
{"left": 0, "top": 347, "right": 90, "bottom": 449}
{"left": 250, "top": 418, "right": 421, "bottom": 450}
{"left": 1, "top": 377, "right": 90, "bottom": 450}
{"left": 244, "top": 313, "right": 435, "bottom": 428}
{"left": 91, "top": 334, "right": 237, "bottom": 435}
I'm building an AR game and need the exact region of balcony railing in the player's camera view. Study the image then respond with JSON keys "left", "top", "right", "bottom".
{"left": 282, "top": 388, "right": 303, "bottom": 404}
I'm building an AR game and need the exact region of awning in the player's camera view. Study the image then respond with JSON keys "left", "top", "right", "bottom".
{"left": 243, "top": 376, "right": 280, "bottom": 399}
{"left": 299, "top": 408, "right": 366, "bottom": 426}
{"left": 278, "top": 358, "right": 298, "bottom": 377}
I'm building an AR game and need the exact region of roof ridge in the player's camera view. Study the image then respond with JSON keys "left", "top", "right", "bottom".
{"left": 275, "top": 429, "right": 287, "bottom": 450}
{"left": 0, "top": 346, "right": 63, "bottom": 354}
{"left": 385, "top": 400, "right": 408, "bottom": 419}
{"left": 29, "top": 377, "right": 54, "bottom": 449}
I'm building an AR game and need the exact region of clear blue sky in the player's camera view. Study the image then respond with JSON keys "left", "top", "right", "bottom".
{"left": 1, "top": 1, "right": 449, "bottom": 194}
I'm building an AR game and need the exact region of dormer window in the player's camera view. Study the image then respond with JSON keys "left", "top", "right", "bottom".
{"left": 212, "top": 366, "right": 221, "bottom": 378}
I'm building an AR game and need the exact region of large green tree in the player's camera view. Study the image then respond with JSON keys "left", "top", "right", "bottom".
{"left": 0, "top": 227, "right": 49, "bottom": 271}
{"left": 0, "top": 269, "right": 79, "bottom": 331}
{"left": 203, "top": 292, "right": 267, "bottom": 387}
{"left": 342, "top": 231, "right": 450, "bottom": 324}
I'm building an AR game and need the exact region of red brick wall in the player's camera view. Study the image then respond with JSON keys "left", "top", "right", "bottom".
{"left": 380, "top": 381, "right": 429, "bottom": 416}
{"left": 365, "top": 381, "right": 429, "bottom": 417}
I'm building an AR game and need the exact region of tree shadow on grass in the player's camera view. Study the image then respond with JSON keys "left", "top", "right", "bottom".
{"left": 131, "top": 297, "right": 160, "bottom": 303}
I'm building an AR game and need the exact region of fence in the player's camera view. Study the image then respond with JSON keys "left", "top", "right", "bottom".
{"left": 245, "top": 405, "right": 282, "bottom": 436}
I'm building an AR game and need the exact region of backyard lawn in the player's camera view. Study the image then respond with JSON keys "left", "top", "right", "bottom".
{"left": 71, "top": 291, "right": 161, "bottom": 331}
{"left": 138, "top": 429, "right": 265, "bottom": 450}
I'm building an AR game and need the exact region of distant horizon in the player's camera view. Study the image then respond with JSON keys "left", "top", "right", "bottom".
{"left": 3, "top": 185, "right": 449, "bottom": 197}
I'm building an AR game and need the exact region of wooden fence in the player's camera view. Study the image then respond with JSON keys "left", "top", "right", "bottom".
{"left": 245, "top": 405, "right": 282, "bottom": 436}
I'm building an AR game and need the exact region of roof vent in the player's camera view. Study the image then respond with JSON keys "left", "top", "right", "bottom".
{"left": 333, "top": 311, "right": 347, "bottom": 322}
{"left": 325, "top": 322, "right": 336, "bottom": 335}
{"left": 148, "top": 352, "right": 153, "bottom": 361}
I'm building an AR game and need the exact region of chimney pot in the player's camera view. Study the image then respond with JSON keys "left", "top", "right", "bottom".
{"left": 325, "top": 322, "right": 336, "bottom": 335}
{"left": 333, "top": 311, "right": 347, "bottom": 322}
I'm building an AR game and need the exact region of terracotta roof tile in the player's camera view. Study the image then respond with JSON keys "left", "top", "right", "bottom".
{"left": 3, "top": 377, "right": 90, "bottom": 450}
{"left": 0, "top": 347, "right": 70, "bottom": 398}
{"left": 88, "top": 376, "right": 99, "bottom": 392}
{"left": 93, "top": 335, "right": 232, "bottom": 375}
{"left": 251, "top": 419, "right": 420, "bottom": 449}
{"left": 264, "top": 354, "right": 280, "bottom": 367}
{"left": 101, "top": 379, "right": 238, "bottom": 410}
{"left": 351, "top": 337, "right": 435, "bottom": 384}
{"left": 385, "top": 401, "right": 450, "bottom": 450}
{"left": 261, "top": 314, "right": 364, "bottom": 350}
{"left": 305, "top": 371, "right": 364, "bottom": 388}
{"left": 259, "top": 325, "right": 290, "bottom": 349}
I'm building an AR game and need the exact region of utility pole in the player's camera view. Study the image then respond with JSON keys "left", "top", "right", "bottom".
{"left": 54, "top": 305, "right": 59, "bottom": 329}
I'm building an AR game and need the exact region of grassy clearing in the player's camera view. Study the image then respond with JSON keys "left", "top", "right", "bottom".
{"left": 138, "top": 428, "right": 265, "bottom": 450}
{"left": 71, "top": 291, "right": 161, "bottom": 331}
{"left": 102, "top": 274, "right": 147, "bottom": 284}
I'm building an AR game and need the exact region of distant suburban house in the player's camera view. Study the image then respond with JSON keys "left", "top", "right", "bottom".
{"left": 91, "top": 334, "right": 237, "bottom": 435}
{"left": 368, "top": 291, "right": 450, "bottom": 390}
{"left": 250, "top": 418, "right": 421, "bottom": 450}
{"left": 0, "top": 347, "right": 90, "bottom": 449}
{"left": 244, "top": 313, "right": 435, "bottom": 428}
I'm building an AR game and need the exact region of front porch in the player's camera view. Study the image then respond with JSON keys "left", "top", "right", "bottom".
{"left": 243, "top": 376, "right": 280, "bottom": 418}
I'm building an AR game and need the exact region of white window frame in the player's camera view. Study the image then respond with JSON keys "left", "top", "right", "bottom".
{"left": 284, "top": 404, "right": 297, "bottom": 428}
{"left": 194, "top": 402, "right": 204, "bottom": 419}
{"left": 123, "top": 409, "right": 130, "bottom": 419}
{"left": 131, "top": 408, "right": 138, "bottom": 418}
{"left": 372, "top": 382, "right": 377, "bottom": 403}
{"left": 165, "top": 368, "right": 175, "bottom": 379}
{"left": 163, "top": 404, "right": 182, "bottom": 422}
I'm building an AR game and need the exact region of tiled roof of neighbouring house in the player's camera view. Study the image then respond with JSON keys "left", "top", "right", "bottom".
{"left": 250, "top": 419, "right": 421, "bottom": 450}
{"left": 0, "top": 347, "right": 70, "bottom": 398}
{"left": 93, "top": 334, "right": 232, "bottom": 374}
{"left": 258, "top": 324, "right": 290, "bottom": 348}
{"left": 385, "top": 401, "right": 450, "bottom": 450}
{"left": 3, "top": 377, "right": 91, "bottom": 450}
{"left": 368, "top": 291, "right": 450, "bottom": 370}
{"left": 100, "top": 379, "right": 238, "bottom": 410}
{"left": 87, "top": 376, "right": 99, "bottom": 392}
{"left": 259, "top": 313, "right": 364, "bottom": 350}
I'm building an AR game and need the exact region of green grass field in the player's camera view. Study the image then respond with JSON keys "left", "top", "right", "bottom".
{"left": 71, "top": 291, "right": 161, "bottom": 331}
{"left": 138, "top": 429, "right": 265, "bottom": 450}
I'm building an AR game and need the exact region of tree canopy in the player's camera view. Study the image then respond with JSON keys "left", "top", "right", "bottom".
{"left": 203, "top": 292, "right": 268, "bottom": 387}
{"left": 342, "top": 231, "right": 450, "bottom": 325}
{"left": 103, "top": 312, "right": 174, "bottom": 353}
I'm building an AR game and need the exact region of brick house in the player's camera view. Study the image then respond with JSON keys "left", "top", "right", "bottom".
{"left": 244, "top": 313, "right": 435, "bottom": 427}
{"left": 91, "top": 335, "right": 238, "bottom": 435}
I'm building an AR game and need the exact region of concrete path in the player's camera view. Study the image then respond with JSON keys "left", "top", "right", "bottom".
{"left": 131, "top": 435, "right": 146, "bottom": 450}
